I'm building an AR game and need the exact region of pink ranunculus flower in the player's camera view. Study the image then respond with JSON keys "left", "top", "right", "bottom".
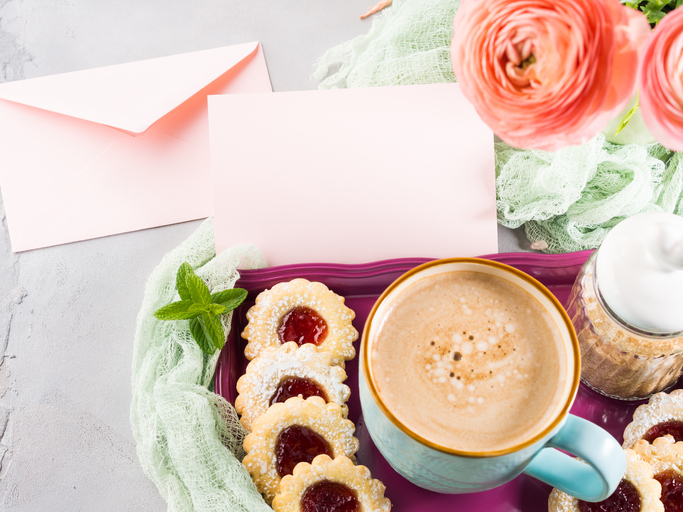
{"left": 451, "top": 0, "right": 650, "bottom": 151}
{"left": 639, "top": 8, "right": 683, "bottom": 152}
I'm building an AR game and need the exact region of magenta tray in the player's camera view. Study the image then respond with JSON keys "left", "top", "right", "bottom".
{"left": 215, "top": 251, "right": 677, "bottom": 511}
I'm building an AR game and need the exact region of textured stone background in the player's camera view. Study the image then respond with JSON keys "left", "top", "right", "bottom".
{"left": 0, "top": 2, "right": 525, "bottom": 510}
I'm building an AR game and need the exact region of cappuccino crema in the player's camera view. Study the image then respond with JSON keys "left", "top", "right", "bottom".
{"left": 370, "top": 271, "right": 568, "bottom": 453}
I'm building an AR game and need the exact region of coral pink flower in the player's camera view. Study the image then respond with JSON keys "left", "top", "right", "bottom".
{"left": 639, "top": 8, "right": 683, "bottom": 152}
{"left": 451, "top": 0, "right": 650, "bottom": 151}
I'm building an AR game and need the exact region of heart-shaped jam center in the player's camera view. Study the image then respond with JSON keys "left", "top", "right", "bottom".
{"left": 654, "top": 469, "right": 683, "bottom": 512}
{"left": 301, "top": 480, "right": 359, "bottom": 512}
{"left": 578, "top": 479, "right": 640, "bottom": 512}
{"left": 275, "top": 425, "right": 333, "bottom": 477}
{"left": 278, "top": 306, "right": 328, "bottom": 347}
{"left": 270, "top": 377, "right": 328, "bottom": 406}
{"left": 644, "top": 420, "right": 683, "bottom": 443}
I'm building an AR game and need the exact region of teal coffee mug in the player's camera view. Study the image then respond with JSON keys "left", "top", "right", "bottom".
{"left": 359, "top": 258, "right": 625, "bottom": 501}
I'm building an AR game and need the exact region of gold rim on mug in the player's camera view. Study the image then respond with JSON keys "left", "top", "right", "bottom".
{"left": 361, "top": 257, "right": 581, "bottom": 458}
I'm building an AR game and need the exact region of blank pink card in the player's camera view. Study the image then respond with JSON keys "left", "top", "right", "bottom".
{"left": 209, "top": 84, "right": 497, "bottom": 266}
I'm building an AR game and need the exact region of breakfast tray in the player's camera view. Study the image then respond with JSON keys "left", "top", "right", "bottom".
{"left": 215, "top": 251, "right": 675, "bottom": 511}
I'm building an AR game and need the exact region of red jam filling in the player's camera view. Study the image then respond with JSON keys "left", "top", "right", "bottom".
{"left": 578, "top": 479, "right": 641, "bottom": 512}
{"left": 301, "top": 480, "right": 359, "bottom": 512}
{"left": 278, "top": 306, "right": 328, "bottom": 347}
{"left": 644, "top": 420, "right": 683, "bottom": 443}
{"left": 275, "top": 425, "right": 333, "bottom": 477}
{"left": 654, "top": 469, "right": 683, "bottom": 512}
{"left": 270, "top": 377, "right": 328, "bottom": 406}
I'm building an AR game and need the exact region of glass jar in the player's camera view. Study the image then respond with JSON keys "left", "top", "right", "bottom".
{"left": 567, "top": 251, "right": 683, "bottom": 400}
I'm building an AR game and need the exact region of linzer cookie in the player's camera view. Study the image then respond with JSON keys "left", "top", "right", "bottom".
{"left": 235, "top": 342, "right": 351, "bottom": 431}
{"left": 242, "top": 279, "right": 357, "bottom": 365}
{"left": 547, "top": 448, "right": 663, "bottom": 512}
{"left": 273, "top": 454, "right": 391, "bottom": 512}
{"left": 633, "top": 436, "right": 683, "bottom": 512}
{"left": 242, "top": 396, "right": 358, "bottom": 504}
{"left": 624, "top": 390, "right": 683, "bottom": 449}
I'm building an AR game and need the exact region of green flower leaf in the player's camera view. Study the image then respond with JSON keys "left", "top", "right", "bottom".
{"left": 153, "top": 300, "right": 201, "bottom": 320}
{"left": 202, "top": 313, "right": 226, "bottom": 350}
{"left": 211, "top": 288, "right": 248, "bottom": 313}
{"left": 189, "top": 317, "right": 216, "bottom": 354}
{"left": 176, "top": 262, "right": 194, "bottom": 301}
{"left": 185, "top": 274, "right": 212, "bottom": 305}
{"left": 615, "top": 92, "right": 640, "bottom": 136}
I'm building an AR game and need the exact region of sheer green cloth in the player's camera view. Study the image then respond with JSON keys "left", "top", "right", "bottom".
{"left": 314, "top": 0, "right": 683, "bottom": 252}
{"left": 130, "top": 219, "right": 272, "bottom": 512}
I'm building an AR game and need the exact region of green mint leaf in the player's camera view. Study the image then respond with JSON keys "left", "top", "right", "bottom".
{"left": 185, "top": 274, "right": 212, "bottom": 305}
{"left": 676, "top": 0, "right": 682, "bottom": 9}
{"left": 207, "top": 303, "right": 227, "bottom": 315}
{"left": 154, "top": 300, "right": 201, "bottom": 320}
{"left": 211, "top": 288, "right": 248, "bottom": 313}
{"left": 189, "top": 317, "right": 216, "bottom": 354}
{"left": 176, "top": 263, "right": 194, "bottom": 301}
{"left": 202, "top": 313, "right": 226, "bottom": 350}
{"left": 188, "top": 303, "right": 210, "bottom": 314}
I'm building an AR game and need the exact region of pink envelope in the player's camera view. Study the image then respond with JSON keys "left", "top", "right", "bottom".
{"left": 0, "top": 42, "right": 272, "bottom": 252}
{"left": 209, "top": 84, "right": 498, "bottom": 266}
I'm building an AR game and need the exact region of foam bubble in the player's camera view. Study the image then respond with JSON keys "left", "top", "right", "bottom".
{"left": 461, "top": 342, "right": 474, "bottom": 355}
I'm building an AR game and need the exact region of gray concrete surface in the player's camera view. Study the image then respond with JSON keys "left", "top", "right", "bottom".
{"left": 0, "top": 2, "right": 528, "bottom": 510}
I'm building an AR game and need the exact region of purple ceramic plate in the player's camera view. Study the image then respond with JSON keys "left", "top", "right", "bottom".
{"left": 215, "top": 251, "right": 679, "bottom": 511}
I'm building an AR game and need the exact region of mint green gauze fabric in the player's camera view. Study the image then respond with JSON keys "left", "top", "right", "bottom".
{"left": 314, "top": 0, "right": 683, "bottom": 253}
{"left": 130, "top": 218, "right": 272, "bottom": 512}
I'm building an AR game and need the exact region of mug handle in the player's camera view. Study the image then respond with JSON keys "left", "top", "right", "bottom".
{"left": 522, "top": 414, "right": 625, "bottom": 502}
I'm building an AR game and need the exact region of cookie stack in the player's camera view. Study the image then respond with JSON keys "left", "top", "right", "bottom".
{"left": 235, "top": 278, "right": 391, "bottom": 511}
{"left": 549, "top": 389, "right": 683, "bottom": 512}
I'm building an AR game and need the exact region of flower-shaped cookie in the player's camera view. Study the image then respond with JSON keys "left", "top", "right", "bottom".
{"left": 633, "top": 436, "right": 683, "bottom": 511}
{"left": 273, "top": 454, "right": 391, "bottom": 512}
{"left": 547, "top": 448, "right": 662, "bottom": 512}
{"left": 242, "top": 396, "right": 358, "bottom": 504}
{"left": 623, "top": 389, "right": 683, "bottom": 449}
{"left": 235, "top": 342, "right": 351, "bottom": 431}
{"left": 242, "top": 279, "right": 357, "bottom": 365}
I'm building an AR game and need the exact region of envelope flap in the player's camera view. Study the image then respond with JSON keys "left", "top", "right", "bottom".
{"left": 0, "top": 42, "right": 260, "bottom": 135}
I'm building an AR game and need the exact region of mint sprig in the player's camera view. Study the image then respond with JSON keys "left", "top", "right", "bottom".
{"left": 154, "top": 262, "right": 248, "bottom": 354}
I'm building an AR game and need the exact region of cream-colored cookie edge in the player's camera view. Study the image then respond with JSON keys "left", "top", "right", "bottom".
{"left": 242, "top": 396, "right": 359, "bottom": 504}
{"left": 623, "top": 389, "right": 683, "bottom": 448}
{"left": 633, "top": 435, "right": 683, "bottom": 476}
{"left": 241, "top": 279, "right": 357, "bottom": 363}
{"left": 235, "top": 342, "right": 351, "bottom": 431}
{"left": 273, "top": 454, "right": 391, "bottom": 512}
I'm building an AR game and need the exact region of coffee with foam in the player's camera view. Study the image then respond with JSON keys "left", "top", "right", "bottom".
{"left": 370, "top": 271, "right": 568, "bottom": 453}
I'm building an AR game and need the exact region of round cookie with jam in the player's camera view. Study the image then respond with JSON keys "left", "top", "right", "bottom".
{"left": 273, "top": 454, "right": 391, "bottom": 512}
{"left": 624, "top": 390, "right": 683, "bottom": 449}
{"left": 242, "top": 396, "right": 358, "bottom": 504}
{"left": 242, "top": 279, "right": 357, "bottom": 365}
{"left": 633, "top": 436, "right": 683, "bottom": 512}
{"left": 235, "top": 342, "right": 351, "bottom": 431}
{"left": 547, "top": 448, "right": 663, "bottom": 512}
